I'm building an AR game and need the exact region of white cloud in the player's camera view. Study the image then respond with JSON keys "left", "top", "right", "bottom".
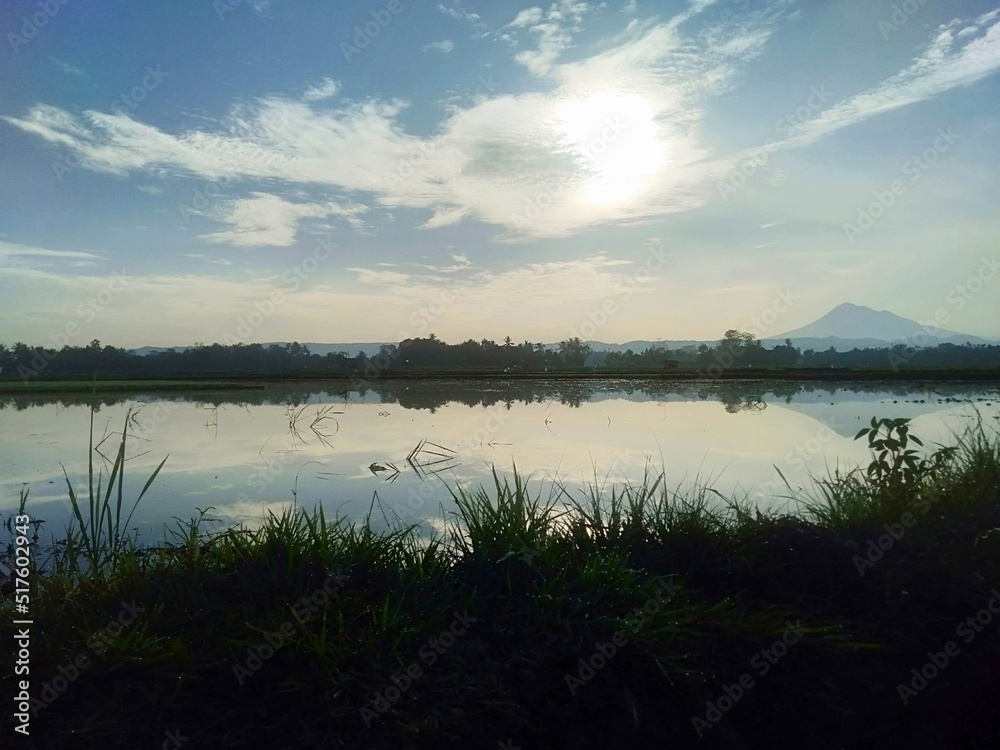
{"left": 303, "top": 78, "right": 340, "bottom": 102}
{"left": 437, "top": 2, "right": 483, "bottom": 26}
{"left": 509, "top": 8, "right": 545, "bottom": 28}
{"left": 26, "top": 1, "right": 971, "bottom": 245}
{"left": 347, "top": 254, "right": 642, "bottom": 313}
{"left": 0, "top": 0, "right": 776, "bottom": 242}
{"left": 198, "top": 193, "right": 368, "bottom": 247}
{"left": 0, "top": 8, "right": 752, "bottom": 241}
{"left": 424, "top": 40, "right": 456, "bottom": 53}
{"left": 0, "top": 241, "right": 103, "bottom": 267}
{"left": 183, "top": 253, "right": 234, "bottom": 266}
{"left": 505, "top": 1, "right": 595, "bottom": 76}
{"left": 49, "top": 57, "right": 84, "bottom": 76}
{"left": 781, "top": 12, "right": 1000, "bottom": 148}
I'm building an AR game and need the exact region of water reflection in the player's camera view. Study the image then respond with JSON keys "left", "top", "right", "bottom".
{"left": 1, "top": 379, "right": 997, "bottom": 540}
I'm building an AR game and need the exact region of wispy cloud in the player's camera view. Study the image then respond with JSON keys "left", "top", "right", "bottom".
{"left": 182, "top": 253, "right": 234, "bottom": 266}
{"left": 302, "top": 78, "right": 340, "bottom": 102}
{"left": 1, "top": 1, "right": 769, "bottom": 243}
{"left": 198, "top": 193, "right": 368, "bottom": 247}
{"left": 424, "top": 40, "right": 455, "bottom": 53}
{"left": 16, "top": 1, "right": 992, "bottom": 246}
{"left": 348, "top": 253, "right": 641, "bottom": 310}
{"left": 782, "top": 9, "right": 1000, "bottom": 148}
{"left": 48, "top": 57, "right": 84, "bottom": 76}
{"left": 437, "top": 1, "right": 485, "bottom": 29}
{"left": 505, "top": 1, "right": 596, "bottom": 76}
{"left": 0, "top": 241, "right": 103, "bottom": 266}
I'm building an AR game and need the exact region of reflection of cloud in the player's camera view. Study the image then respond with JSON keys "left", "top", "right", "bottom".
{"left": 212, "top": 499, "right": 297, "bottom": 528}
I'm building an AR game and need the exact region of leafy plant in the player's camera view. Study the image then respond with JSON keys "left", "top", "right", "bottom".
{"left": 853, "top": 416, "right": 956, "bottom": 490}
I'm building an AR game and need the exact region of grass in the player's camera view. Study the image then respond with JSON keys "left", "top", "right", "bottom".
{"left": 1, "top": 417, "right": 999, "bottom": 749}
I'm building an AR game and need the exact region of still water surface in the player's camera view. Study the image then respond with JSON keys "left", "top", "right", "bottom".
{"left": 2, "top": 379, "right": 998, "bottom": 540}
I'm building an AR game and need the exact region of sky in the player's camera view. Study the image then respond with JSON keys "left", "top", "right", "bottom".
{"left": 1, "top": 0, "right": 999, "bottom": 349}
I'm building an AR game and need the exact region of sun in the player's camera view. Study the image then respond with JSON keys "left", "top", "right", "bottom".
{"left": 558, "top": 91, "right": 666, "bottom": 205}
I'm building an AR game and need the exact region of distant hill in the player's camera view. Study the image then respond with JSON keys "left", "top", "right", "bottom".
{"left": 767, "top": 303, "right": 993, "bottom": 351}
{"left": 774, "top": 303, "right": 974, "bottom": 342}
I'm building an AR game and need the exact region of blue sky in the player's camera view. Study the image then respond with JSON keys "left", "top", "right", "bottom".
{"left": 1, "top": 0, "right": 999, "bottom": 348}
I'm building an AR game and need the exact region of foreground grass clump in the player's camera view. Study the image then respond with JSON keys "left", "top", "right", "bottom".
{"left": 2, "top": 419, "right": 999, "bottom": 749}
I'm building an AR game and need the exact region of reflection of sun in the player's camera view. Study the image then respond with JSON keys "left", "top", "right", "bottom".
{"left": 558, "top": 91, "right": 666, "bottom": 204}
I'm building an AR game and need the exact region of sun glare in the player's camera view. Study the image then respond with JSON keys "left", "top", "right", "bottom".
{"left": 558, "top": 91, "right": 666, "bottom": 205}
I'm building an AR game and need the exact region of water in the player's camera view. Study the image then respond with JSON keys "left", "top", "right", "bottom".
{"left": 2, "top": 379, "right": 998, "bottom": 540}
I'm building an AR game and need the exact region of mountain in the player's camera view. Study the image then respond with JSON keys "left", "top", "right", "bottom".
{"left": 774, "top": 303, "right": 969, "bottom": 341}
{"left": 767, "top": 303, "right": 992, "bottom": 351}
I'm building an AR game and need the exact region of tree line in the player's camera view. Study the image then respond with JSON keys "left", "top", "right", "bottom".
{"left": 2, "top": 331, "right": 1000, "bottom": 380}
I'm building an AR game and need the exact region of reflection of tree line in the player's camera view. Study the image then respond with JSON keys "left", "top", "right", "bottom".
{"left": 2, "top": 379, "right": 994, "bottom": 413}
